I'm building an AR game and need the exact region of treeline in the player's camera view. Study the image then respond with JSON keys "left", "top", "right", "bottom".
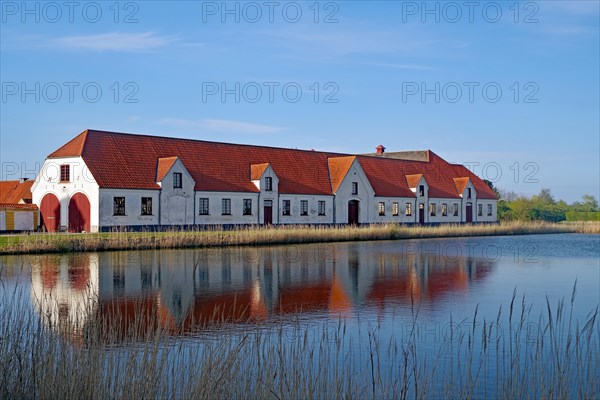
{"left": 493, "top": 186, "right": 600, "bottom": 223}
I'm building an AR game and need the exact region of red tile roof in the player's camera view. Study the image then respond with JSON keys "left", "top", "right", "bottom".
{"left": 405, "top": 174, "right": 423, "bottom": 189}
{"left": 46, "top": 130, "right": 497, "bottom": 199}
{"left": 0, "top": 180, "right": 34, "bottom": 204}
{"left": 156, "top": 157, "right": 179, "bottom": 183}
{"left": 0, "top": 203, "right": 38, "bottom": 210}
{"left": 328, "top": 156, "right": 356, "bottom": 193}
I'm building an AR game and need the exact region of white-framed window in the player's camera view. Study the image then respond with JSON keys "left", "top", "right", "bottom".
{"left": 141, "top": 197, "right": 152, "bottom": 215}
{"left": 300, "top": 200, "right": 308, "bottom": 216}
{"left": 487, "top": 204, "right": 493, "bottom": 216}
{"left": 378, "top": 202, "right": 385, "bottom": 216}
{"left": 282, "top": 200, "right": 291, "bottom": 216}
{"left": 265, "top": 177, "right": 272, "bottom": 191}
{"left": 478, "top": 204, "right": 483, "bottom": 216}
{"left": 405, "top": 203, "right": 412, "bottom": 216}
{"left": 318, "top": 201, "right": 326, "bottom": 216}
{"left": 419, "top": 185, "right": 425, "bottom": 196}
{"left": 430, "top": 203, "right": 436, "bottom": 216}
{"left": 113, "top": 197, "right": 125, "bottom": 216}
{"left": 199, "top": 198, "right": 209, "bottom": 215}
{"left": 392, "top": 202, "right": 399, "bottom": 216}
{"left": 442, "top": 203, "right": 448, "bottom": 216}
{"left": 243, "top": 199, "right": 252, "bottom": 215}
{"left": 222, "top": 198, "right": 231, "bottom": 215}
{"left": 352, "top": 182, "right": 358, "bottom": 195}
{"left": 60, "top": 165, "right": 70, "bottom": 182}
{"left": 453, "top": 203, "right": 459, "bottom": 216}
{"left": 467, "top": 188, "right": 472, "bottom": 199}
{"left": 173, "top": 172, "right": 182, "bottom": 189}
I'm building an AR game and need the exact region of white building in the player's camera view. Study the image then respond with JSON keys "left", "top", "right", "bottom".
{"left": 31, "top": 129, "right": 498, "bottom": 232}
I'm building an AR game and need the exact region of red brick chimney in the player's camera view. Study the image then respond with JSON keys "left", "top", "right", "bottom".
{"left": 376, "top": 144, "right": 386, "bottom": 154}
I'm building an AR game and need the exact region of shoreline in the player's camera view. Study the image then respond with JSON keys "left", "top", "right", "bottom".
{"left": 0, "top": 221, "right": 598, "bottom": 256}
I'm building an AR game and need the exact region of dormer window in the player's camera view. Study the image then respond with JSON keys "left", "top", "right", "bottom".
{"left": 265, "top": 177, "right": 273, "bottom": 191}
{"left": 352, "top": 182, "right": 358, "bottom": 195}
{"left": 173, "top": 172, "right": 182, "bottom": 189}
{"left": 60, "top": 165, "right": 70, "bottom": 182}
{"left": 467, "top": 188, "right": 472, "bottom": 199}
{"left": 419, "top": 185, "right": 424, "bottom": 196}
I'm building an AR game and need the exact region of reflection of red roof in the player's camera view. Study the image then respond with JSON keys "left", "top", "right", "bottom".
{"left": 97, "top": 297, "right": 158, "bottom": 341}
{"left": 40, "top": 258, "right": 59, "bottom": 289}
{"left": 277, "top": 283, "right": 332, "bottom": 314}
{"left": 46, "top": 130, "right": 496, "bottom": 199}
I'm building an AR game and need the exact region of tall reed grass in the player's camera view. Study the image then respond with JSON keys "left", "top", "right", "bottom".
{"left": 1, "top": 284, "right": 598, "bottom": 399}
{"left": 1, "top": 221, "right": 597, "bottom": 255}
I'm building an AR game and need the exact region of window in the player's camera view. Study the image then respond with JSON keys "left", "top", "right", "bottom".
{"left": 430, "top": 203, "right": 436, "bottom": 216}
{"left": 243, "top": 199, "right": 252, "bottom": 215}
{"left": 265, "top": 177, "right": 273, "bottom": 191}
{"left": 405, "top": 203, "right": 412, "bottom": 216}
{"left": 173, "top": 172, "right": 182, "bottom": 189}
{"left": 113, "top": 197, "right": 125, "bottom": 216}
{"left": 318, "top": 201, "right": 326, "bottom": 216}
{"left": 442, "top": 203, "right": 448, "bottom": 216}
{"left": 222, "top": 198, "right": 231, "bottom": 215}
{"left": 453, "top": 203, "right": 459, "bottom": 216}
{"left": 478, "top": 204, "right": 483, "bottom": 216}
{"left": 141, "top": 197, "right": 153, "bottom": 215}
{"left": 467, "top": 188, "right": 472, "bottom": 199}
{"left": 352, "top": 182, "right": 358, "bottom": 195}
{"left": 60, "top": 165, "right": 70, "bottom": 182}
{"left": 487, "top": 204, "right": 493, "bottom": 216}
{"left": 378, "top": 202, "right": 385, "bottom": 216}
{"left": 419, "top": 185, "right": 425, "bottom": 196}
{"left": 199, "top": 198, "right": 209, "bottom": 215}
{"left": 282, "top": 200, "right": 291, "bottom": 216}
{"left": 392, "top": 202, "right": 399, "bottom": 216}
{"left": 300, "top": 200, "right": 308, "bottom": 216}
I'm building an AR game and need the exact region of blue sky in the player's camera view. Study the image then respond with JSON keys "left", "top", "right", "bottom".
{"left": 1, "top": 0, "right": 598, "bottom": 202}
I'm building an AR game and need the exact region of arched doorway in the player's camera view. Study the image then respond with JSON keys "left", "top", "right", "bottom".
{"left": 348, "top": 200, "right": 359, "bottom": 225}
{"left": 40, "top": 193, "right": 61, "bottom": 232}
{"left": 69, "top": 193, "right": 91, "bottom": 232}
{"left": 465, "top": 202, "right": 473, "bottom": 223}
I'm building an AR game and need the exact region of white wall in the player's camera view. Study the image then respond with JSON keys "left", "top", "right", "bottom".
{"left": 99, "top": 189, "right": 160, "bottom": 228}
{"left": 333, "top": 160, "right": 375, "bottom": 224}
{"left": 371, "top": 197, "right": 417, "bottom": 224}
{"left": 476, "top": 199, "right": 497, "bottom": 222}
{"left": 278, "top": 194, "right": 334, "bottom": 224}
{"left": 410, "top": 176, "right": 430, "bottom": 224}
{"left": 428, "top": 198, "right": 463, "bottom": 224}
{"left": 159, "top": 159, "right": 196, "bottom": 226}
{"left": 31, "top": 157, "right": 100, "bottom": 232}
{"left": 195, "top": 191, "right": 260, "bottom": 225}
{"left": 255, "top": 164, "right": 280, "bottom": 224}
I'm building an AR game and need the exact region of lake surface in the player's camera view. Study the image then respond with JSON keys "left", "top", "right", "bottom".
{"left": 1, "top": 233, "right": 599, "bottom": 397}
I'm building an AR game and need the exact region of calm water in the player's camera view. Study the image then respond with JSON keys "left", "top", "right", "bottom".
{"left": 1, "top": 233, "right": 599, "bottom": 396}
{"left": 3, "top": 234, "right": 598, "bottom": 329}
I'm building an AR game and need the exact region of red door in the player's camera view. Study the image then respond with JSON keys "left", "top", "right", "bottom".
{"left": 40, "top": 193, "right": 60, "bottom": 232}
{"left": 418, "top": 204, "right": 425, "bottom": 225}
{"left": 348, "top": 200, "right": 359, "bottom": 225}
{"left": 264, "top": 201, "right": 273, "bottom": 225}
{"left": 466, "top": 203, "right": 473, "bottom": 223}
{"left": 69, "top": 193, "right": 91, "bottom": 232}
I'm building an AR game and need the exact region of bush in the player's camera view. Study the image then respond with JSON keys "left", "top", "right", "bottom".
{"left": 566, "top": 211, "right": 600, "bottom": 221}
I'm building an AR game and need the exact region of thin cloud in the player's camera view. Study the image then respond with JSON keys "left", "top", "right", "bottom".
{"left": 159, "top": 118, "right": 284, "bottom": 135}
{"left": 51, "top": 32, "right": 177, "bottom": 52}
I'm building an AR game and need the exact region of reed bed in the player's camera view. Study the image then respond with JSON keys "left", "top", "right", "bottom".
{"left": 1, "top": 284, "right": 598, "bottom": 399}
{"left": 1, "top": 221, "right": 597, "bottom": 255}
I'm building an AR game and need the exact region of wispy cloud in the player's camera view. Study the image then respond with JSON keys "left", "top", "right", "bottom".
{"left": 51, "top": 32, "right": 177, "bottom": 52}
{"left": 159, "top": 118, "right": 284, "bottom": 134}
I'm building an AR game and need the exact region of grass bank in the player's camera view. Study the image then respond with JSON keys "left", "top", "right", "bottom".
{"left": 1, "top": 285, "right": 598, "bottom": 399}
{"left": 0, "top": 221, "right": 598, "bottom": 255}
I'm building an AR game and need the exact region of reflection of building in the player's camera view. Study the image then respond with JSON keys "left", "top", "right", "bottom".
{"left": 31, "top": 243, "right": 496, "bottom": 342}
{"left": 30, "top": 254, "right": 99, "bottom": 340}
{"left": 31, "top": 129, "right": 497, "bottom": 232}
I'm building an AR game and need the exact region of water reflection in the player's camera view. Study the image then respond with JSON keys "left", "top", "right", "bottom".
{"left": 29, "top": 241, "right": 496, "bottom": 340}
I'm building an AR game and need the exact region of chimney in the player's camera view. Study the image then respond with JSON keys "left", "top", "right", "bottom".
{"left": 376, "top": 144, "right": 386, "bottom": 155}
